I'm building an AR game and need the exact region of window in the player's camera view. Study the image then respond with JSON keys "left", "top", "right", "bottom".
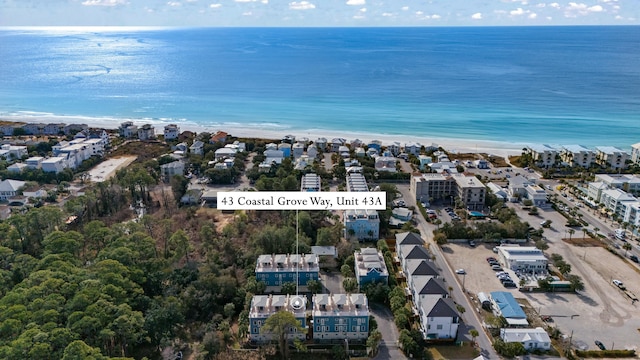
{"left": 436, "top": 324, "right": 443, "bottom": 330}
{"left": 316, "top": 326, "right": 320, "bottom": 331}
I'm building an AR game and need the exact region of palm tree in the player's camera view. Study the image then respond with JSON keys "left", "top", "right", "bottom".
{"left": 568, "top": 229, "right": 575, "bottom": 241}
{"left": 623, "top": 243, "right": 632, "bottom": 258}
{"left": 582, "top": 228, "right": 588, "bottom": 241}
{"left": 469, "top": 329, "right": 479, "bottom": 345}
{"left": 593, "top": 227, "right": 600, "bottom": 238}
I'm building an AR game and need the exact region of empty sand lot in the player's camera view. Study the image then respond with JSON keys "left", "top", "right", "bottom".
{"left": 87, "top": 156, "right": 137, "bottom": 182}
{"left": 442, "top": 241, "right": 640, "bottom": 352}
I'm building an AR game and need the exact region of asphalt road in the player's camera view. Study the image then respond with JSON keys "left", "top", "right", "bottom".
{"left": 397, "top": 185, "right": 500, "bottom": 359}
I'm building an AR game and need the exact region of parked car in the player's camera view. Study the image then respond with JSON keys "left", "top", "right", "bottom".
{"left": 486, "top": 257, "right": 497, "bottom": 263}
{"left": 455, "top": 269, "right": 466, "bottom": 275}
{"left": 595, "top": 340, "right": 605, "bottom": 350}
{"left": 630, "top": 255, "right": 639, "bottom": 263}
{"left": 495, "top": 272, "right": 509, "bottom": 277}
{"left": 491, "top": 265, "right": 503, "bottom": 271}
{"left": 613, "top": 279, "right": 626, "bottom": 290}
{"left": 503, "top": 281, "right": 517, "bottom": 288}
{"left": 468, "top": 240, "right": 476, "bottom": 247}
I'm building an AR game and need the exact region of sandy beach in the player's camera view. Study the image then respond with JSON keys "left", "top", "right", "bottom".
{"left": 0, "top": 114, "right": 525, "bottom": 158}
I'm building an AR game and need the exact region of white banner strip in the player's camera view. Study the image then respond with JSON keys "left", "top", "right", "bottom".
{"left": 217, "top": 191, "right": 387, "bottom": 210}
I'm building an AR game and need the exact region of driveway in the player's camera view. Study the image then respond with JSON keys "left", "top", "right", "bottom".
{"left": 370, "top": 303, "right": 407, "bottom": 360}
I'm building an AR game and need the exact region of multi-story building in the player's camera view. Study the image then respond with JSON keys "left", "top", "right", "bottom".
{"left": 22, "top": 123, "right": 46, "bottom": 135}
{"left": 559, "top": 145, "right": 594, "bottom": 168}
{"left": 587, "top": 182, "right": 609, "bottom": 203}
{"left": 44, "top": 123, "right": 66, "bottom": 135}
{"left": 496, "top": 246, "right": 547, "bottom": 272}
{"left": 595, "top": 146, "right": 629, "bottom": 170}
{"left": 255, "top": 253, "right": 319, "bottom": 288}
{"left": 137, "top": 124, "right": 156, "bottom": 140}
{"left": 374, "top": 156, "right": 397, "bottom": 173}
{"left": 453, "top": 174, "right": 486, "bottom": 210}
{"left": 599, "top": 188, "right": 637, "bottom": 218}
{"left": 354, "top": 248, "right": 388, "bottom": 286}
{"left": 312, "top": 293, "right": 369, "bottom": 341}
{"left": 395, "top": 232, "right": 425, "bottom": 259}
{"left": 411, "top": 173, "right": 486, "bottom": 210}
{"left": 41, "top": 157, "right": 68, "bottom": 173}
{"left": 525, "top": 144, "right": 558, "bottom": 168}
{"left": 594, "top": 174, "right": 640, "bottom": 195}
{"left": 292, "top": 142, "right": 305, "bottom": 159}
{"left": 404, "top": 142, "right": 421, "bottom": 156}
{"left": 387, "top": 142, "right": 401, "bottom": 156}
{"left": 0, "top": 179, "right": 26, "bottom": 201}
{"left": 346, "top": 172, "right": 368, "bottom": 192}
{"left": 25, "top": 157, "right": 44, "bottom": 169}
{"left": 160, "top": 161, "right": 185, "bottom": 182}
{"left": 632, "top": 142, "right": 640, "bottom": 165}
{"left": 163, "top": 124, "right": 180, "bottom": 140}
{"left": 301, "top": 173, "right": 321, "bottom": 192}
{"left": 190, "top": 140, "right": 204, "bottom": 156}
{"left": 248, "top": 294, "right": 307, "bottom": 343}
{"left": 0, "top": 145, "right": 28, "bottom": 162}
{"left": 119, "top": 121, "right": 138, "bottom": 138}
{"left": 344, "top": 209, "right": 379, "bottom": 241}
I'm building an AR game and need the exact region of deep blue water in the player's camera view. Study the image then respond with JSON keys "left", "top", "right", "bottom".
{"left": 0, "top": 26, "right": 639, "bottom": 148}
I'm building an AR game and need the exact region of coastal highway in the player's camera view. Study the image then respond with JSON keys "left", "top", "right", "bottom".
{"left": 397, "top": 185, "right": 500, "bottom": 359}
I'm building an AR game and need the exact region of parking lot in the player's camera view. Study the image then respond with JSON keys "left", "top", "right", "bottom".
{"left": 441, "top": 231, "right": 640, "bottom": 352}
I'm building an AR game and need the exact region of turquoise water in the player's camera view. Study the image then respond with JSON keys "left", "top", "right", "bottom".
{"left": 0, "top": 26, "right": 639, "bottom": 148}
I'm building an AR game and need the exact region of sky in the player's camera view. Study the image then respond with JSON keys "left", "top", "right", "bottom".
{"left": 0, "top": 0, "right": 637, "bottom": 27}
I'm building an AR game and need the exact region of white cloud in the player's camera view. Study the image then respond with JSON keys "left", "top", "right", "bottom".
{"left": 615, "top": 15, "right": 622, "bottom": 19}
{"left": 289, "top": 1, "right": 316, "bottom": 10}
{"left": 529, "top": 12, "right": 538, "bottom": 18}
{"left": 416, "top": 11, "right": 423, "bottom": 15}
{"left": 431, "top": 14, "right": 441, "bottom": 19}
{"left": 382, "top": 12, "right": 393, "bottom": 16}
{"left": 565, "top": 2, "right": 605, "bottom": 16}
{"left": 209, "top": 3, "right": 222, "bottom": 8}
{"left": 536, "top": 3, "right": 546, "bottom": 7}
{"left": 242, "top": 11, "right": 252, "bottom": 15}
{"left": 401, "top": 6, "right": 409, "bottom": 11}
{"left": 353, "top": 14, "right": 365, "bottom": 19}
{"left": 235, "top": 0, "right": 253, "bottom": 2}
{"left": 346, "top": 0, "right": 365, "bottom": 5}
{"left": 510, "top": 7, "right": 526, "bottom": 15}
{"left": 261, "top": 0, "right": 268, "bottom": 3}
{"left": 550, "top": 2, "right": 560, "bottom": 8}
{"left": 360, "top": 7, "right": 367, "bottom": 12}
{"left": 471, "top": 12, "right": 483, "bottom": 19}
{"left": 81, "top": 0, "right": 127, "bottom": 6}
{"left": 167, "top": 1, "right": 181, "bottom": 6}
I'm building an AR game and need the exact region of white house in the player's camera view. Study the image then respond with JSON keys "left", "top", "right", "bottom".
{"left": 163, "top": 124, "right": 180, "bottom": 140}
{"left": 41, "top": 157, "right": 68, "bottom": 173}
{"left": 599, "top": 188, "right": 637, "bottom": 217}
{"left": 497, "top": 246, "right": 547, "bottom": 272}
{"left": 500, "top": 327, "right": 551, "bottom": 351}
{"left": 0, "top": 180, "right": 26, "bottom": 201}
{"left": 7, "top": 163, "right": 28, "bottom": 173}
{"left": 190, "top": 140, "right": 204, "bottom": 156}
{"left": 214, "top": 147, "right": 237, "bottom": 161}
{"left": 137, "top": 124, "right": 156, "bottom": 140}
{"left": 374, "top": 156, "right": 397, "bottom": 173}
{"left": 292, "top": 142, "right": 305, "bottom": 159}
{"left": 119, "top": 121, "right": 138, "bottom": 138}
{"left": 25, "top": 156, "right": 44, "bottom": 169}
{"left": 0, "top": 144, "right": 28, "bottom": 161}
{"left": 404, "top": 142, "right": 421, "bottom": 156}
{"left": 160, "top": 161, "right": 185, "bottom": 181}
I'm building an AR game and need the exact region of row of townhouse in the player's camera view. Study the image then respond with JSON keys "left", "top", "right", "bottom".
{"left": 248, "top": 293, "right": 370, "bottom": 343}
{"left": 410, "top": 173, "right": 486, "bottom": 210}
{"left": 0, "top": 122, "right": 88, "bottom": 136}
{"left": 587, "top": 174, "right": 640, "bottom": 227}
{"left": 312, "top": 136, "right": 437, "bottom": 157}
{"left": 396, "top": 232, "right": 460, "bottom": 341}
{"left": 255, "top": 253, "right": 320, "bottom": 290}
{"left": 485, "top": 177, "right": 547, "bottom": 207}
{"left": 343, "top": 172, "right": 380, "bottom": 241}
{"left": 525, "top": 144, "right": 633, "bottom": 170}
{"left": 118, "top": 122, "right": 181, "bottom": 140}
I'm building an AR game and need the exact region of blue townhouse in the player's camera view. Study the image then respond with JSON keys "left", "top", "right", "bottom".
{"left": 255, "top": 253, "right": 320, "bottom": 289}
{"left": 354, "top": 247, "right": 389, "bottom": 286}
{"left": 312, "top": 293, "right": 369, "bottom": 341}
{"left": 249, "top": 294, "right": 307, "bottom": 343}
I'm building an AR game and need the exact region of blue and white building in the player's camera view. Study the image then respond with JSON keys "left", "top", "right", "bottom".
{"left": 255, "top": 253, "right": 320, "bottom": 288}
{"left": 354, "top": 248, "right": 388, "bottom": 286}
{"left": 312, "top": 293, "right": 369, "bottom": 341}
{"left": 249, "top": 294, "right": 307, "bottom": 343}
{"left": 344, "top": 172, "right": 380, "bottom": 241}
{"left": 301, "top": 173, "right": 321, "bottom": 192}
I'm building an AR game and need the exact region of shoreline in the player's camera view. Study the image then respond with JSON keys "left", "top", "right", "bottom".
{"left": 0, "top": 115, "right": 527, "bottom": 158}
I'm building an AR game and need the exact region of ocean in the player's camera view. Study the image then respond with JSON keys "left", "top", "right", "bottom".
{"left": 0, "top": 26, "right": 639, "bottom": 149}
